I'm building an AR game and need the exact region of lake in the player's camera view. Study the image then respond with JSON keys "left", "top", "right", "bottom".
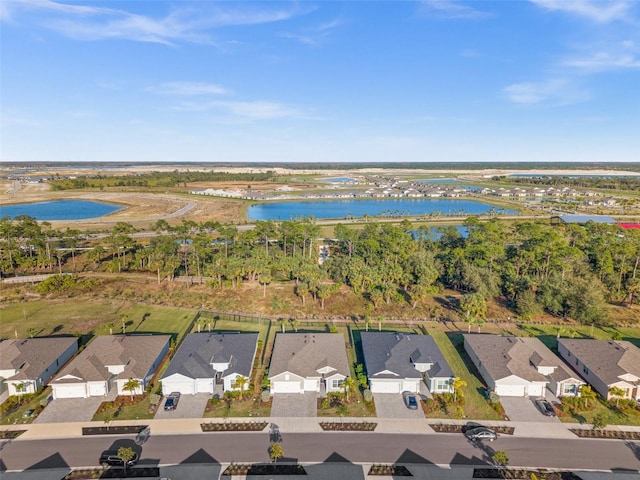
{"left": 0, "top": 200, "right": 123, "bottom": 220}
{"left": 322, "top": 177, "right": 357, "bottom": 183}
{"left": 247, "top": 198, "right": 517, "bottom": 220}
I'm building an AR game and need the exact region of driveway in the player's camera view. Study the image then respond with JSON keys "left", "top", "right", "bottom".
{"left": 33, "top": 396, "right": 107, "bottom": 423}
{"left": 271, "top": 393, "right": 317, "bottom": 417}
{"left": 374, "top": 393, "right": 425, "bottom": 419}
{"left": 500, "top": 396, "right": 560, "bottom": 423}
{"left": 154, "top": 393, "right": 209, "bottom": 419}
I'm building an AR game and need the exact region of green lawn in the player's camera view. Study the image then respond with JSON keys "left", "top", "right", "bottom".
{"left": 428, "top": 327, "right": 503, "bottom": 421}
{"left": 203, "top": 396, "right": 272, "bottom": 418}
{"left": 0, "top": 388, "right": 52, "bottom": 425}
{"left": 0, "top": 300, "right": 196, "bottom": 344}
{"left": 557, "top": 397, "right": 640, "bottom": 427}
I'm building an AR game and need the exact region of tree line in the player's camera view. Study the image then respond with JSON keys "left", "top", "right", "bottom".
{"left": 49, "top": 171, "right": 277, "bottom": 190}
{"left": 493, "top": 175, "right": 640, "bottom": 191}
{"left": 1, "top": 215, "right": 639, "bottom": 325}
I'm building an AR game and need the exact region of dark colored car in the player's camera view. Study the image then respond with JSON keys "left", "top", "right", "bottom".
{"left": 535, "top": 399, "right": 556, "bottom": 417}
{"left": 463, "top": 426, "right": 498, "bottom": 442}
{"left": 99, "top": 450, "right": 138, "bottom": 468}
{"left": 164, "top": 392, "right": 180, "bottom": 410}
{"left": 404, "top": 393, "right": 418, "bottom": 410}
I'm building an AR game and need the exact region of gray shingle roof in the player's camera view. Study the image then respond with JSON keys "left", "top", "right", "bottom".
{"left": 464, "top": 334, "right": 577, "bottom": 383}
{"left": 361, "top": 332, "right": 453, "bottom": 379}
{"left": 162, "top": 333, "right": 258, "bottom": 380}
{"left": 53, "top": 335, "right": 170, "bottom": 382}
{"left": 269, "top": 333, "right": 349, "bottom": 378}
{"left": 0, "top": 337, "right": 78, "bottom": 381}
{"left": 558, "top": 339, "right": 640, "bottom": 385}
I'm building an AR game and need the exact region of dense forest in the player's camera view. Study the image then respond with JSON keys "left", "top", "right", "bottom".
{"left": 1, "top": 216, "right": 639, "bottom": 326}
{"left": 49, "top": 171, "right": 277, "bottom": 190}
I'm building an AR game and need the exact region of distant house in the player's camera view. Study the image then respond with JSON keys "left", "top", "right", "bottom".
{"left": 269, "top": 333, "right": 349, "bottom": 395}
{"left": 50, "top": 335, "right": 170, "bottom": 399}
{"left": 361, "top": 332, "right": 454, "bottom": 394}
{"left": 0, "top": 337, "right": 78, "bottom": 397}
{"left": 161, "top": 333, "right": 258, "bottom": 395}
{"left": 557, "top": 339, "right": 640, "bottom": 401}
{"left": 463, "top": 334, "right": 584, "bottom": 398}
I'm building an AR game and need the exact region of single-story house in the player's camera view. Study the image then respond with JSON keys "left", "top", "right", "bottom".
{"left": 558, "top": 339, "right": 640, "bottom": 401}
{"left": 161, "top": 332, "right": 258, "bottom": 395}
{"left": 464, "top": 334, "right": 584, "bottom": 398}
{"left": 269, "top": 333, "right": 349, "bottom": 395}
{"left": 50, "top": 335, "right": 170, "bottom": 399}
{"left": 360, "top": 332, "right": 454, "bottom": 394}
{"left": 0, "top": 337, "right": 78, "bottom": 397}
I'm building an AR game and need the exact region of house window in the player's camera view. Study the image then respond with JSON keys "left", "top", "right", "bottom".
{"left": 583, "top": 366, "right": 589, "bottom": 375}
{"left": 563, "top": 384, "right": 578, "bottom": 395}
{"left": 330, "top": 379, "right": 343, "bottom": 389}
{"left": 434, "top": 379, "right": 450, "bottom": 391}
{"left": 567, "top": 351, "right": 571, "bottom": 357}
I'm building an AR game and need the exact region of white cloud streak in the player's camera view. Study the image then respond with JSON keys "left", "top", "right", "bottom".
{"left": 503, "top": 79, "right": 590, "bottom": 105}
{"left": 529, "top": 0, "right": 634, "bottom": 23}
{"left": 419, "top": 0, "right": 490, "bottom": 19}
{"left": 147, "top": 82, "right": 230, "bottom": 96}
{"left": 2, "top": 0, "right": 307, "bottom": 45}
{"left": 172, "top": 100, "right": 302, "bottom": 120}
{"left": 563, "top": 52, "right": 640, "bottom": 71}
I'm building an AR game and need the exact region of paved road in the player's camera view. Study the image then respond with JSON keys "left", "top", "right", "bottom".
{"left": 2, "top": 433, "right": 639, "bottom": 472}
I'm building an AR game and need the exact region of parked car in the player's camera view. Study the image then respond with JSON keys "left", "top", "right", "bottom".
{"left": 463, "top": 426, "right": 498, "bottom": 442}
{"left": 535, "top": 399, "right": 556, "bottom": 417}
{"left": 164, "top": 392, "right": 181, "bottom": 410}
{"left": 99, "top": 450, "right": 138, "bottom": 468}
{"left": 403, "top": 392, "right": 418, "bottom": 410}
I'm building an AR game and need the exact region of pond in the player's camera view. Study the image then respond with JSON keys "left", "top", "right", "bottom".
{"left": 321, "top": 177, "right": 357, "bottom": 183}
{"left": 247, "top": 198, "right": 517, "bottom": 221}
{"left": 0, "top": 200, "right": 123, "bottom": 221}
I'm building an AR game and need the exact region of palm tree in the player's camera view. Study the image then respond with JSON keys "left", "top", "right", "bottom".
{"left": 123, "top": 378, "right": 141, "bottom": 401}
{"left": 452, "top": 377, "right": 467, "bottom": 402}
{"left": 234, "top": 375, "right": 248, "bottom": 400}
{"left": 608, "top": 386, "right": 626, "bottom": 408}
{"left": 341, "top": 377, "right": 356, "bottom": 402}
{"left": 580, "top": 384, "right": 596, "bottom": 409}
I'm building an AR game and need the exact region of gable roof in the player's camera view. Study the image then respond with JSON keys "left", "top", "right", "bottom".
{"left": 0, "top": 337, "right": 78, "bottom": 381}
{"left": 269, "top": 333, "right": 349, "bottom": 379}
{"left": 559, "top": 339, "right": 640, "bottom": 385}
{"left": 53, "top": 335, "right": 170, "bottom": 383}
{"left": 162, "top": 332, "right": 258, "bottom": 380}
{"left": 464, "top": 334, "right": 578, "bottom": 384}
{"left": 361, "top": 332, "right": 453, "bottom": 380}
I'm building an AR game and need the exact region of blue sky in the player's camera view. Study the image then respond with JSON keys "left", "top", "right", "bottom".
{"left": 1, "top": 0, "right": 639, "bottom": 163}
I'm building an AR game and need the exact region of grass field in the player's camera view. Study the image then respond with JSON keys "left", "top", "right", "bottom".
{"left": 0, "top": 300, "right": 197, "bottom": 343}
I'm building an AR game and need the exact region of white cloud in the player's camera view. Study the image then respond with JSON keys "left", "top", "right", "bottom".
{"left": 563, "top": 52, "right": 640, "bottom": 71}
{"left": 503, "top": 79, "right": 590, "bottom": 105}
{"left": 1, "top": 0, "right": 307, "bottom": 45}
{"left": 418, "top": 0, "right": 490, "bottom": 19}
{"left": 147, "top": 82, "right": 230, "bottom": 96}
{"left": 529, "top": 0, "right": 633, "bottom": 23}
{"left": 172, "top": 100, "right": 302, "bottom": 120}
{"left": 279, "top": 17, "right": 344, "bottom": 46}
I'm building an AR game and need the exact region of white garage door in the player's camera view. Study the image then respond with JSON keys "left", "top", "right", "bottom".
{"left": 496, "top": 384, "right": 526, "bottom": 397}
{"left": 402, "top": 380, "right": 420, "bottom": 393}
{"left": 163, "top": 382, "right": 194, "bottom": 395}
{"left": 303, "top": 379, "right": 319, "bottom": 392}
{"left": 88, "top": 382, "right": 107, "bottom": 396}
{"left": 195, "top": 379, "right": 213, "bottom": 394}
{"left": 371, "top": 381, "right": 401, "bottom": 394}
{"left": 271, "top": 381, "right": 301, "bottom": 394}
{"left": 527, "top": 384, "right": 545, "bottom": 397}
{"left": 53, "top": 384, "right": 86, "bottom": 399}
